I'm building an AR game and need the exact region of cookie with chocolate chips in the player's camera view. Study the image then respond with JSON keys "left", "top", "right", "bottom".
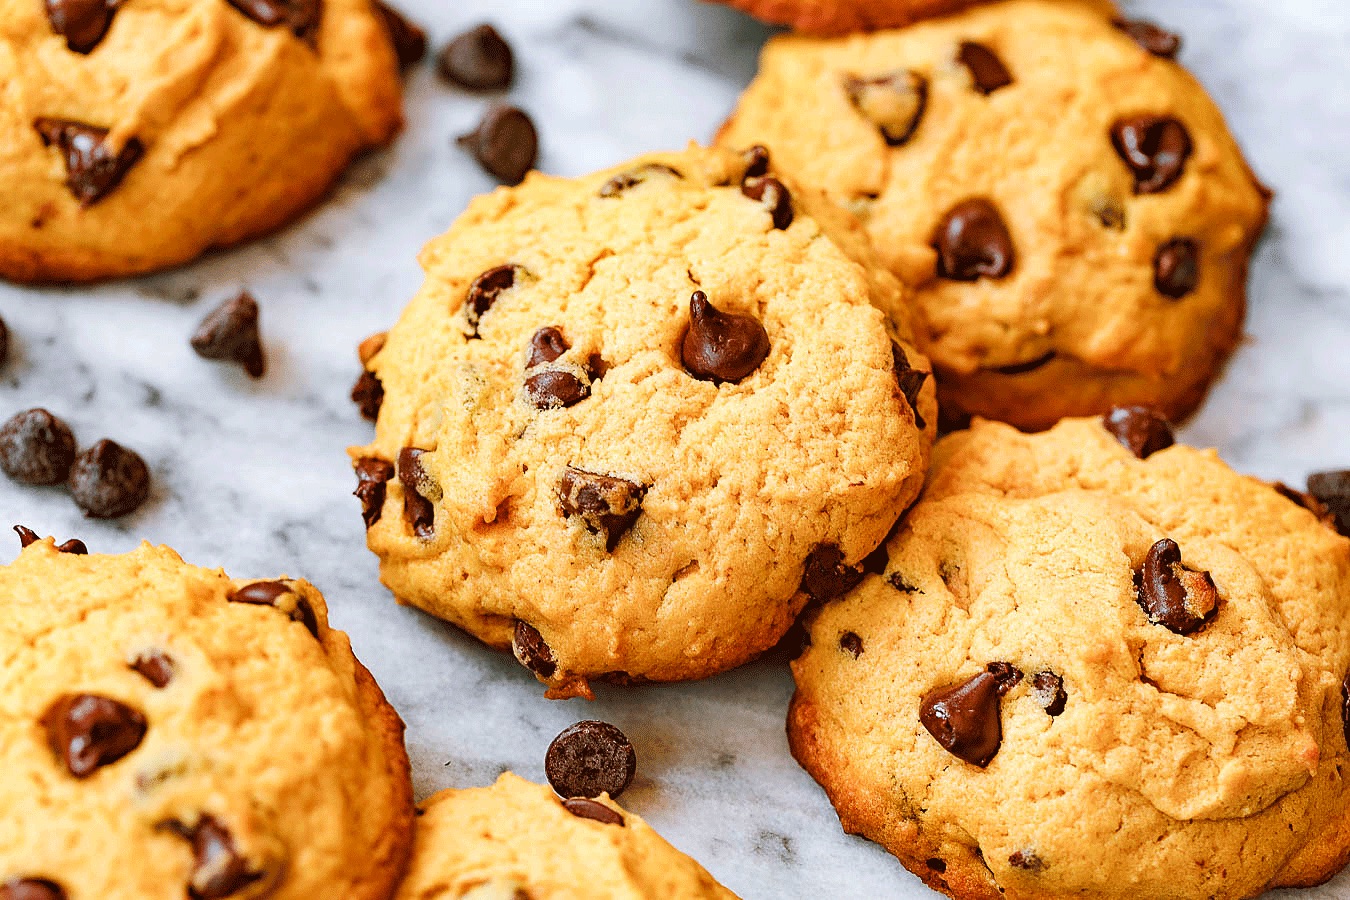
{"left": 0, "top": 542, "right": 414, "bottom": 899}
{"left": 351, "top": 145, "right": 934, "bottom": 698}
{"left": 789, "top": 415, "right": 1350, "bottom": 899}
{"left": 718, "top": 0, "right": 1268, "bottom": 430}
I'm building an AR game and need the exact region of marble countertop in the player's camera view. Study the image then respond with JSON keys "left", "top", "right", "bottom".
{"left": 2, "top": 1, "right": 1348, "bottom": 896}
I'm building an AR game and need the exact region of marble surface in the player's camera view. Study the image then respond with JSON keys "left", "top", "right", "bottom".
{"left": 2, "top": 0, "right": 1349, "bottom": 896}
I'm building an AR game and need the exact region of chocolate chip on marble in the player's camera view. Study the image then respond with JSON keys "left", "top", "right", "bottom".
{"left": 0, "top": 878, "right": 67, "bottom": 900}
{"left": 932, "top": 199, "right": 1014, "bottom": 281}
{"left": 351, "top": 370, "right": 384, "bottom": 421}
{"left": 0, "top": 315, "right": 8, "bottom": 369}
{"left": 190, "top": 293, "right": 264, "bottom": 378}
{"left": 1113, "top": 18, "right": 1181, "bottom": 59}
{"left": 398, "top": 448, "right": 436, "bottom": 539}
{"left": 14, "top": 526, "right": 87, "bottom": 554}
{"left": 1154, "top": 238, "right": 1199, "bottom": 299}
{"left": 993, "top": 351, "right": 1056, "bottom": 376}
{"left": 919, "top": 668, "right": 1006, "bottom": 767}
{"left": 839, "top": 631, "right": 864, "bottom": 658}
{"left": 526, "top": 327, "right": 570, "bottom": 368}
{"left": 129, "top": 650, "right": 175, "bottom": 688}
{"left": 512, "top": 620, "right": 557, "bottom": 678}
{"left": 165, "top": 816, "right": 264, "bottom": 900}
{"left": 457, "top": 105, "right": 537, "bottom": 186}
{"left": 228, "top": 581, "right": 320, "bottom": 639}
{"left": 741, "top": 145, "right": 771, "bottom": 180}
{"left": 1135, "top": 538, "right": 1218, "bottom": 635}
{"left": 546, "top": 720, "right": 637, "bottom": 800}
{"left": 892, "top": 343, "right": 929, "bottom": 430}
{"left": 224, "top": 0, "right": 321, "bottom": 42}
{"left": 33, "top": 118, "right": 144, "bottom": 206}
{"left": 1009, "top": 850, "right": 1044, "bottom": 871}
{"left": 800, "top": 545, "right": 865, "bottom": 603}
{"left": 741, "top": 175, "right": 793, "bottom": 230}
{"left": 438, "top": 23, "right": 514, "bottom": 91}
{"left": 374, "top": 1, "right": 425, "bottom": 69}
{"left": 557, "top": 466, "right": 645, "bottom": 551}
{"left": 598, "top": 163, "right": 683, "bottom": 198}
{"left": 1102, "top": 406, "right": 1174, "bottom": 459}
{"left": 0, "top": 409, "right": 77, "bottom": 485}
{"left": 845, "top": 70, "right": 928, "bottom": 146}
{"left": 1308, "top": 470, "right": 1350, "bottom": 537}
{"left": 44, "top": 0, "right": 119, "bottom": 54}
{"left": 957, "top": 42, "right": 1012, "bottom": 94}
{"left": 68, "top": 439, "right": 149, "bottom": 519}
{"left": 561, "top": 797, "right": 625, "bottom": 827}
{"left": 524, "top": 370, "right": 590, "bottom": 410}
{"left": 1031, "top": 671, "right": 1067, "bottom": 716}
{"left": 42, "top": 693, "right": 147, "bottom": 778}
{"left": 465, "top": 264, "right": 520, "bottom": 337}
{"left": 681, "top": 291, "right": 771, "bottom": 385}
{"left": 1111, "top": 116, "right": 1191, "bottom": 194}
{"left": 353, "top": 456, "right": 395, "bottom": 529}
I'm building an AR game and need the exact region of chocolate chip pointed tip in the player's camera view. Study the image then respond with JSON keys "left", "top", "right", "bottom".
{"left": 740, "top": 175, "right": 793, "bottom": 230}
{"left": 130, "top": 650, "right": 175, "bottom": 688}
{"left": 546, "top": 720, "right": 637, "bottom": 800}
{"left": 1114, "top": 18, "right": 1182, "bottom": 59}
{"left": 191, "top": 293, "right": 264, "bottom": 378}
{"left": 919, "top": 669, "right": 1004, "bottom": 767}
{"left": 33, "top": 118, "right": 144, "bottom": 206}
{"left": 438, "top": 23, "right": 514, "bottom": 91}
{"left": 458, "top": 105, "right": 537, "bottom": 186}
{"left": 0, "top": 409, "right": 77, "bottom": 486}
{"left": 681, "top": 291, "right": 771, "bottom": 385}
{"left": 374, "top": 1, "right": 426, "bottom": 69}
{"left": 68, "top": 439, "right": 150, "bottom": 519}
{"left": 1103, "top": 406, "right": 1174, "bottom": 459}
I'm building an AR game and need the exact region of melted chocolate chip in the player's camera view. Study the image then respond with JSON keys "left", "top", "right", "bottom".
{"left": 524, "top": 370, "right": 590, "bottom": 410}
{"left": 33, "top": 118, "right": 143, "bottom": 206}
{"left": 465, "top": 264, "right": 519, "bottom": 336}
{"left": 190, "top": 293, "right": 264, "bottom": 378}
{"left": 741, "top": 175, "right": 793, "bottom": 230}
{"left": 986, "top": 661, "right": 1024, "bottom": 695}
{"left": 1154, "top": 238, "right": 1200, "bottom": 299}
{"left": 228, "top": 581, "right": 320, "bottom": 639}
{"left": 1031, "top": 671, "right": 1067, "bottom": 716}
{"left": 1114, "top": 18, "right": 1181, "bottom": 59}
{"left": 844, "top": 70, "right": 927, "bottom": 146}
{"left": 1102, "top": 406, "right": 1174, "bottom": 459}
{"left": 512, "top": 620, "right": 556, "bottom": 678}
{"left": 224, "top": 0, "right": 321, "bottom": 42}
{"left": 546, "top": 720, "right": 637, "bottom": 800}
{"left": 351, "top": 370, "right": 384, "bottom": 421}
{"left": 398, "top": 448, "right": 436, "bottom": 539}
{"left": 557, "top": 466, "right": 645, "bottom": 551}
{"left": 42, "top": 693, "right": 146, "bottom": 777}
{"left": 919, "top": 668, "right": 1005, "bottom": 767}
{"left": 130, "top": 651, "right": 175, "bottom": 688}
{"left": 166, "top": 816, "right": 264, "bottom": 900}
{"left": 742, "top": 145, "right": 770, "bottom": 180}
{"left": 45, "top": 0, "right": 118, "bottom": 54}
{"left": 932, "top": 199, "right": 1014, "bottom": 281}
{"left": 681, "top": 291, "right": 771, "bottom": 385}
{"left": 839, "top": 632, "right": 863, "bottom": 658}
{"left": 957, "top": 42, "right": 1012, "bottom": 94}
{"left": 1135, "top": 538, "right": 1218, "bottom": 635}
{"left": 597, "top": 163, "right": 683, "bottom": 198}
{"left": 438, "top": 23, "right": 513, "bottom": 91}
{"left": 457, "top": 105, "right": 537, "bottom": 186}
{"left": 68, "top": 439, "right": 150, "bottom": 519}
{"left": 561, "top": 797, "right": 624, "bottom": 826}
{"left": 374, "top": 1, "right": 426, "bottom": 69}
{"left": 1111, "top": 116, "right": 1191, "bottom": 194}
{"left": 1009, "top": 850, "right": 1044, "bottom": 871}
{"left": 892, "top": 343, "right": 929, "bottom": 430}
{"left": 1308, "top": 470, "right": 1350, "bottom": 537}
{"left": 0, "top": 878, "right": 67, "bottom": 900}
{"left": 353, "top": 456, "right": 395, "bottom": 529}
{"left": 526, "top": 327, "right": 570, "bottom": 367}
{"left": 0, "top": 409, "right": 77, "bottom": 485}
{"left": 800, "top": 545, "right": 865, "bottom": 602}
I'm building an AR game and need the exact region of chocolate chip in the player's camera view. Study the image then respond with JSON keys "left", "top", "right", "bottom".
{"left": 892, "top": 343, "right": 928, "bottom": 430}
{"left": 68, "top": 439, "right": 149, "bottom": 519}
{"left": 1135, "top": 538, "right": 1218, "bottom": 635}
{"left": 351, "top": 370, "right": 384, "bottom": 421}
{"left": 190, "top": 293, "right": 264, "bottom": 378}
{"left": 741, "top": 175, "right": 793, "bottom": 230}
{"left": 986, "top": 661, "right": 1023, "bottom": 695}
{"left": 932, "top": 199, "right": 1014, "bottom": 281}
{"left": 800, "top": 545, "right": 865, "bottom": 602}
{"left": 993, "top": 351, "right": 1056, "bottom": 376}
{"left": 681, "top": 291, "right": 771, "bottom": 385}
{"left": 33, "top": 118, "right": 143, "bottom": 206}
{"left": 845, "top": 70, "right": 927, "bottom": 146}
{"left": 13, "top": 525, "right": 38, "bottom": 548}
{"left": 166, "top": 816, "right": 263, "bottom": 900}
{"left": 1154, "top": 238, "right": 1199, "bottom": 299}
{"left": 465, "top": 264, "right": 520, "bottom": 337}
{"left": 374, "top": 1, "right": 425, "bottom": 69}
{"left": 512, "top": 620, "right": 556, "bottom": 678}
{"left": 919, "top": 669, "right": 1005, "bottom": 767}
{"left": 228, "top": 581, "right": 320, "bottom": 639}
{"left": 1308, "top": 470, "right": 1350, "bottom": 537}
{"left": 438, "top": 23, "right": 513, "bottom": 91}
{"left": 354, "top": 456, "right": 395, "bottom": 528}
{"left": 457, "top": 105, "right": 537, "bottom": 186}
{"left": 586, "top": 354, "right": 610, "bottom": 381}
{"left": 42, "top": 693, "right": 146, "bottom": 778}
{"left": 546, "top": 720, "right": 637, "bottom": 800}
{"left": 1031, "top": 671, "right": 1067, "bottom": 716}
{"left": 44, "top": 0, "right": 118, "bottom": 54}
{"left": 0, "top": 878, "right": 67, "bottom": 900}
{"left": 224, "top": 0, "right": 321, "bottom": 42}
{"left": 888, "top": 571, "right": 918, "bottom": 593}
{"left": 526, "top": 327, "right": 570, "bottom": 367}
{"left": 957, "top": 42, "right": 1012, "bottom": 94}
{"left": 1009, "top": 850, "right": 1044, "bottom": 871}
{"left": 557, "top": 466, "right": 645, "bottom": 551}
{"left": 561, "top": 797, "right": 624, "bottom": 827}
{"left": 398, "top": 448, "right": 436, "bottom": 539}
{"left": 598, "top": 163, "right": 683, "bottom": 198}
{"left": 130, "top": 651, "right": 175, "bottom": 688}
{"left": 1114, "top": 18, "right": 1181, "bottom": 59}
{"left": 14, "top": 525, "right": 87, "bottom": 554}
{"left": 839, "top": 632, "right": 863, "bottom": 658}
{"left": 1102, "top": 406, "right": 1174, "bottom": 459}
{"left": 741, "top": 145, "right": 770, "bottom": 180}
{"left": 524, "top": 370, "right": 590, "bottom": 410}
{"left": 1111, "top": 116, "right": 1191, "bottom": 195}
{"left": 0, "top": 409, "right": 76, "bottom": 485}
{"left": 926, "top": 859, "right": 947, "bottom": 873}
{"left": 0, "top": 316, "right": 8, "bottom": 369}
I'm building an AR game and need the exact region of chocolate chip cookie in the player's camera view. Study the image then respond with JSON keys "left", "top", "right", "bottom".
{"left": 0, "top": 540, "right": 415, "bottom": 898}
{"left": 351, "top": 144, "right": 935, "bottom": 698}
{"left": 706, "top": 0, "right": 1114, "bottom": 36}
{"left": 0, "top": 0, "right": 407, "bottom": 283}
{"left": 718, "top": 1, "right": 1269, "bottom": 430}
{"left": 789, "top": 413, "right": 1350, "bottom": 899}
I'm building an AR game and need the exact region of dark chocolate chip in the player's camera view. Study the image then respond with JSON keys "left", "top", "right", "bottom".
{"left": 1102, "top": 406, "right": 1174, "bottom": 459}
{"left": 546, "top": 720, "right": 637, "bottom": 800}
{"left": 438, "top": 23, "right": 513, "bottom": 91}
{"left": 512, "top": 620, "right": 556, "bottom": 678}
{"left": 224, "top": 0, "right": 321, "bottom": 42}
{"left": 740, "top": 175, "right": 793, "bottom": 230}
{"left": 130, "top": 650, "right": 175, "bottom": 688}
{"left": 166, "top": 816, "right": 264, "bottom": 900}
{"left": 586, "top": 354, "right": 610, "bottom": 381}
{"left": 993, "top": 351, "right": 1056, "bottom": 376}
{"left": 800, "top": 545, "right": 865, "bottom": 603}
{"left": 1308, "top": 470, "right": 1350, "bottom": 537}
{"left": 957, "top": 42, "right": 1012, "bottom": 94}
{"left": 919, "top": 669, "right": 1005, "bottom": 767}
{"left": 0, "top": 316, "right": 8, "bottom": 368}
{"left": 557, "top": 466, "right": 645, "bottom": 551}
{"left": 1111, "top": 116, "right": 1191, "bottom": 195}
{"left": 561, "top": 797, "right": 624, "bottom": 827}
{"left": 1031, "top": 671, "right": 1067, "bottom": 716}
{"left": 190, "top": 293, "right": 264, "bottom": 378}
{"left": 1009, "top": 850, "right": 1044, "bottom": 871}
{"left": 13, "top": 525, "right": 38, "bottom": 548}
{"left": 398, "top": 448, "right": 436, "bottom": 539}
{"left": 353, "top": 456, "right": 395, "bottom": 529}
{"left": 926, "top": 859, "right": 947, "bottom": 873}
{"left": 1135, "top": 538, "right": 1218, "bottom": 635}
{"left": 681, "top": 291, "right": 771, "bottom": 385}
{"left": 844, "top": 70, "right": 927, "bottom": 146}
{"left": 1114, "top": 18, "right": 1181, "bottom": 59}
{"left": 0, "top": 878, "right": 67, "bottom": 900}
{"left": 598, "top": 163, "right": 683, "bottom": 198}
{"left": 44, "top": 0, "right": 118, "bottom": 54}
{"left": 42, "top": 693, "right": 146, "bottom": 778}
{"left": 351, "top": 370, "right": 384, "bottom": 421}
{"left": 228, "top": 581, "right": 320, "bottom": 639}
{"left": 524, "top": 370, "right": 590, "bottom": 410}
{"left": 986, "top": 661, "right": 1023, "bottom": 695}
{"left": 0, "top": 409, "right": 77, "bottom": 485}
{"left": 457, "top": 105, "right": 537, "bottom": 186}
{"left": 68, "top": 439, "right": 149, "bottom": 519}
{"left": 839, "top": 631, "right": 863, "bottom": 658}
{"left": 1154, "top": 238, "right": 1199, "bottom": 299}
{"left": 14, "top": 526, "right": 86, "bottom": 554}
{"left": 465, "top": 264, "right": 520, "bottom": 337}
{"left": 373, "top": 1, "right": 425, "bottom": 69}
{"left": 741, "top": 145, "right": 770, "bottom": 180}
{"left": 892, "top": 343, "right": 929, "bottom": 430}
{"left": 932, "top": 199, "right": 1014, "bottom": 281}
{"left": 33, "top": 118, "right": 143, "bottom": 206}
{"left": 526, "top": 327, "right": 570, "bottom": 368}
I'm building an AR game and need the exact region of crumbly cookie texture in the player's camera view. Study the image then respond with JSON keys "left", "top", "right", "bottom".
{"left": 352, "top": 144, "right": 935, "bottom": 698}
{"left": 0, "top": 0, "right": 403, "bottom": 283}
{"left": 395, "top": 773, "right": 737, "bottom": 900}
{"left": 0, "top": 540, "right": 415, "bottom": 899}
{"left": 718, "top": 0, "right": 1269, "bottom": 430}
{"left": 705, "top": 0, "right": 1114, "bottom": 36}
{"left": 789, "top": 416, "right": 1350, "bottom": 900}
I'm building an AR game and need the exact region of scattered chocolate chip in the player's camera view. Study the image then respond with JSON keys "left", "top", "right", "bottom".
{"left": 33, "top": 118, "right": 143, "bottom": 206}
{"left": 993, "top": 351, "right": 1055, "bottom": 376}
{"left": 741, "top": 175, "right": 793, "bottom": 230}
{"left": 524, "top": 370, "right": 590, "bottom": 410}
{"left": 957, "top": 42, "right": 1012, "bottom": 94}
{"left": 526, "top": 327, "right": 570, "bottom": 367}
{"left": 45, "top": 0, "right": 119, "bottom": 54}
{"left": 42, "top": 693, "right": 146, "bottom": 778}
{"left": 892, "top": 343, "right": 928, "bottom": 430}
{"left": 374, "top": 1, "right": 425, "bottom": 69}
{"left": 800, "top": 545, "right": 865, "bottom": 603}
{"left": 130, "top": 651, "right": 174, "bottom": 688}
{"left": 681, "top": 291, "right": 771, "bottom": 385}
{"left": 512, "top": 620, "right": 556, "bottom": 678}
{"left": 1102, "top": 406, "right": 1174, "bottom": 459}
{"left": 888, "top": 571, "right": 918, "bottom": 593}
{"left": 190, "top": 293, "right": 264, "bottom": 378}
{"left": 546, "top": 720, "right": 637, "bottom": 800}
{"left": 1154, "top": 238, "right": 1199, "bottom": 299}
{"left": 926, "top": 859, "right": 947, "bottom": 873}
{"left": 839, "top": 631, "right": 863, "bottom": 658}
{"left": 561, "top": 797, "right": 624, "bottom": 827}
{"left": 1111, "top": 116, "right": 1191, "bottom": 195}
{"left": 986, "top": 661, "right": 1023, "bottom": 695}
{"left": 0, "top": 878, "right": 67, "bottom": 900}
{"left": 557, "top": 466, "right": 645, "bottom": 551}
{"left": 742, "top": 145, "right": 770, "bottom": 180}
{"left": 438, "top": 23, "right": 513, "bottom": 91}
{"left": 932, "top": 199, "right": 1014, "bottom": 281}
{"left": 353, "top": 456, "right": 394, "bottom": 529}
{"left": 845, "top": 70, "right": 927, "bottom": 146}
{"left": 68, "top": 439, "right": 149, "bottom": 519}
{"left": 228, "top": 581, "right": 319, "bottom": 639}
{"left": 1009, "top": 850, "right": 1044, "bottom": 871}
{"left": 1114, "top": 18, "right": 1181, "bottom": 59}
{"left": 920, "top": 668, "right": 1005, "bottom": 767}
{"left": 351, "top": 370, "right": 384, "bottom": 421}
{"left": 465, "top": 264, "right": 520, "bottom": 336}
{"left": 457, "top": 105, "right": 537, "bottom": 186}
{"left": 224, "top": 0, "right": 320, "bottom": 42}
{"left": 1031, "top": 671, "right": 1067, "bottom": 716}
{"left": 166, "top": 816, "right": 264, "bottom": 900}
{"left": 1135, "top": 538, "right": 1218, "bottom": 635}
{"left": 0, "top": 409, "right": 77, "bottom": 485}
{"left": 1308, "top": 471, "right": 1350, "bottom": 537}
{"left": 398, "top": 448, "right": 436, "bottom": 539}
{"left": 598, "top": 163, "right": 683, "bottom": 198}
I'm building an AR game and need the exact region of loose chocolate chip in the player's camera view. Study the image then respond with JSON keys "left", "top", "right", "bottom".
{"left": 1308, "top": 470, "right": 1350, "bottom": 537}
{"left": 438, "top": 23, "right": 513, "bottom": 91}
{"left": 0, "top": 879, "right": 67, "bottom": 900}
{"left": 167, "top": 817, "right": 263, "bottom": 900}
{"left": 892, "top": 343, "right": 929, "bottom": 430}
{"left": 1114, "top": 18, "right": 1181, "bottom": 59}
{"left": 741, "top": 175, "right": 793, "bottom": 230}
{"left": 561, "top": 797, "right": 624, "bottom": 827}
{"left": 546, "top": 720, "right": 637, "bottom": 800}
{"left": 526, "top": 327, "right": 570, "bottom": 368}
{"left": 45, "top": 0, "right": 118, "bottom": 54}
{"left": 800, "top": 545, "right": 865, "bottom": 602}
{"left": 398, "top": 448, "right": 436, "bottom": 539}
{"left": 15, "top": 526, "right": 88, "bottom": 554}
{"left": 524, "top": 370, "right": 590, "bottom": 410}
{"left": 844, "top": 70, "right": 928, "bottom": 146}
{"left": 33, "top": 118, "right": 144, "bottom": 206}
{"left": 512, "top": 620, "right": 556, "bottom": 678}
{"left": 190, "top": 293, "right": 264, "bottom": 378}
{"left": 353, "top": 456, "right": 395, "bottom": 528}
{"left": 351, "top": 370, "right": 384, "bottom": 421}
{"left": 557, "top": 466, "right": 645, "bottom": 551}
{"left": 130, "top": 650, "right": 175, "bottom": 688}
{"left": 1154, "top": 238, "right": 1199, "bottom": 299}
{"left": 457, "top": 105, "right": 537, "bottom": 186}
{"left": 68, "top": 439, "right": 149, "bottom": 519}
{"left": 1111, "top": 116, "right": 1191, "bottom": 195}
{"left": 224, "top": 0, "right": 321, "bottom": 42}
{"left": 42, "top": 693, "right": 146, "bottom": 778}
{"left": 1135, "top": 538, "right": 1218, "bottom": 635}
{"left": 681, "top": 291, "right": 771, "bottom": 385}
{"left": 465, "top": 265, "right": 519, "bottom": 337}
{"left": 374, "top": 1, "right": 425, "bottom": 69}
{"left": 228, "top": 581, "right": 320, "bottom": 639}
{"left": 742, "top": 145, "right": 770, "bottom": 180}
{"left": 839, "top": 631, "right": 864, "bottom": 658}
{"left": 920, "top": 669, "right": 1005, "bottom": 767}
{"left": 993, "top": 351, "right": 1056, "bottom": 376}
{"left": 932, "top": 199, "right": 1014, "bottom": 281}
{"left": 986, "top": 661, "right": 1023, "bottom": 695}
{"left": 1009, "top": 850, "right": 1044, "bottom": 871}
{"left": 597, "top": 164, "right": 682, "bottom": 198}
{"left": 1102, "top": 406, "right": 1174, "bottom": 459}
{"left": 957, "top": 42, "right": 1012, "bottom": 94}
{"left": 1031, "top": 671, "right": 1067, "bottom": 716}
{"left": 0, "top": 409, "right": 77, "bottom": 485}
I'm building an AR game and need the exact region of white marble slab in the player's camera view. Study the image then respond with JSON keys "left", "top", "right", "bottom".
{"left": 1, "top": 1, "right": 1348, "bottom": 896}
